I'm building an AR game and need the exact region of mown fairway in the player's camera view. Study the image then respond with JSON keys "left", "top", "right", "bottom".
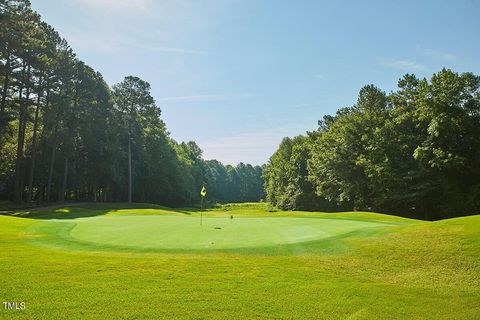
{"left": 1, "top": 203, "right": 479, "bottom": 319}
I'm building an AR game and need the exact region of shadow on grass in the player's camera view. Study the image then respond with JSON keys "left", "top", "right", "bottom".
{"left": 3, "top": 202, "right": 202, "bottom": 220}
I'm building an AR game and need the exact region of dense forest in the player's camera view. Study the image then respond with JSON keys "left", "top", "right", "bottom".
{"left": 0, "top": 0, "right": 264, "bottom": 206}
{"left": 1, "top": 1, "right": 478, "bottom": 220}
{"left": 264, "top": 69, "right": 480, "bottom": 219}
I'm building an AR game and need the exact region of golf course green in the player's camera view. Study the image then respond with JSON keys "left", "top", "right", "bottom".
{"left": 35, "top": 215, "right": 393, "bottom": 251}
{"left": 1, "top": 203, "right": 479, "bottom": 319}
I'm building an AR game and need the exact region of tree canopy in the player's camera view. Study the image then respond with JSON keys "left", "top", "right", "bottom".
{"left": 264, "top": 69, "right": 480, "bottom": 219}
{"left": 0, "top": 0, "right": 264, "bottom": 206}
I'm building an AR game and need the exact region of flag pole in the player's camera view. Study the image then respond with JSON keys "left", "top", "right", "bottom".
{"left": 200, "top": 195, "right": 203, "bottom": 226}
{"left": 199, "top": 185, "right": 207, "bottom": 226}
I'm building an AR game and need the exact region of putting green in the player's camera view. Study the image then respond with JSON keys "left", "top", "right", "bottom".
{"left": 61, "top": 215, "right": 391, "bottom": 250}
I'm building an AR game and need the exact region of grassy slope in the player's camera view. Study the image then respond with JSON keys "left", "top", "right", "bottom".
{"left": 0, "top": 203, "right": 479, "bottom": 319}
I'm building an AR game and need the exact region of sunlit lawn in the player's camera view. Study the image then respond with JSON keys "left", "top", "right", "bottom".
{"left": 1, "top": 203, "right": 479, "bottom": 319}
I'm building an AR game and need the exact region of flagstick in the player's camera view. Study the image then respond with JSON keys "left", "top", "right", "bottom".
{"left": 199, "top": 185, "right": 206, "bottom": 226}
{"left": 200, "top": 195, "right": 203, "bottom": 226}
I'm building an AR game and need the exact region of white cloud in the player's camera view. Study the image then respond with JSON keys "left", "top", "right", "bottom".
{"left": 380, "top": 59, "right": 427, "bottom": 72}
{"left": 315, "top": 73, "right": 324, "bottom": 79}
{"left": 135, "top": 44, "right": 207, "bottom": 55}
{"left": 417, "top": 46, "right": 457, "bottom": 60}
{"left": 292, "top": 103, "right": 312, "bottom": 108}
{"left": 74, "top": 0, "right": 150, "bottom": 12}
{"left": 200, "top": 132, "right": 283, "bottom": 165}
{"left": 158, "top": 94, "right": 252, "bottom": 102}
{"left": 198, "top": 119, "right": 318, "bottom": 165}
{"left": 61, "top": 31, "right": 121, "bottom": 53}
{"left": 63, "top": 32, "right": 207, "bottom": 56}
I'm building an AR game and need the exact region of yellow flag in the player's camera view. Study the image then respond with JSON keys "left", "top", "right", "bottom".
{"left": 200, "top": 186, "right": 207, "bottom": 197}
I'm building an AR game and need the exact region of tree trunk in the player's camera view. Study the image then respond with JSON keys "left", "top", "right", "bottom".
{"left": 128, "top": 137, "right": 132, "bottom": 203}
{"left": 59, "top": 156, "right": 68, "bottom": 202}
{"left": 46, "top": 127, "right": 57, "bottom": 202}
{"left": 26, "top": 78, "right": 43, "bottom": 202}
{"left": 14, "top": 63, "right": 29, "bottom": 203}
{"left": 38, "top": 184, "right": 45, "bottom": 202}
{"left": 0, "top": 51, "right": 11, "bottom": 116}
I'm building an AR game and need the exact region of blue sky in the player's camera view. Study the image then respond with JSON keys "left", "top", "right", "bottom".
{"left": 30, "top": 0, "right": 480, "bottom": 165}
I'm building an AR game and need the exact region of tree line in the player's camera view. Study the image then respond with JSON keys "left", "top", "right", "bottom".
{"left": 0, "top": 0, "right": 264, "bottom": 206}
{"left": 264, "top": 69, "right": 480, "bottom": 220}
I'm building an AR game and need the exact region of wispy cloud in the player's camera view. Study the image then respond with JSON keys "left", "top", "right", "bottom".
{"left": 292, "top": 103, "right": 312, "bottom": 108}
{"left": 198, "top": 120, "right": 319, "bottom": 165}
{"left": 64, "top": 33, "right": 207, "bottom": 56}
{"left": 380, "top": 59, "right": 427, "bottom": 72}
{"left": 63, "top": 32, "right": 121, "bottom": 53}
{"left": 74, "top": 0, "right": 150, "bottom": 12}
{"left": 417, "top": 46, "right": 457, "bottom": 60}
{"left": 201, "top": 132, "right": 283, "bottom": 165}
{"left": 135, "top": 44, "right": 207, "bottom": 55}
{"left": 159, "top": 94, "right": 252, "bottom": 102}
{"left": 315, "top": 73, "right": 325, "bottom": 79}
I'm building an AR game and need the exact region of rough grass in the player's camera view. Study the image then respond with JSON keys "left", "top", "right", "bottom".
{"left": 1, "top": 203, "right": 479, "bottom": 319}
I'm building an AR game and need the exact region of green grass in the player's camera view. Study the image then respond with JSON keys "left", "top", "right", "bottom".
{"left": 1, "top": 203, "right": 479, "bottom": 319}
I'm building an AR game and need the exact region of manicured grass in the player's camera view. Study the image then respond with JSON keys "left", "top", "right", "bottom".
{"left": 1, "top": 203, "right": 479, "bottom": 319}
